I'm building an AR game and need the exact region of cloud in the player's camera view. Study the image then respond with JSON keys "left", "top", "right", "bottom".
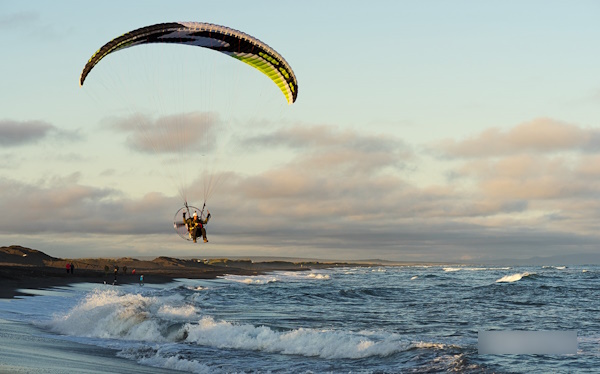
{"left": 430, "top": 119, "right": 600, "bottom": 246}
{"left": 483, "top": 161, "right": 589, "bottom": 200}
{"left": 232, "top": 125, "right": 413, "bottom": 209}
{"left": 0, "top": 153, "right": 21, "bottom": 169}
{"left": 243, "top": 124, "right": 412, "bottom": 173}
{"left": 244, "top": 124, "right": 406, "bottom": 153}
{"left": 205, "top": 125, "right": 550, "bottom": 259}
{"left": 0, "top": 124, "right": 427, "bottom": 257}
{"left": 0, "top": 11, "right": 39, "bottom": 29}
{"left": 0, "top": 119, "right": 81, "bottom": 147}
{"left": 108, "top": 112, "right": 221, "bottom": 154}
{"left": 434, "top": 118, "right": 600, "bottom": 158}
{"left": 0, "top": 120, "right": 54, "bottom": 147}
{"left": 4, "top": 120, "right": 600, "bottom": 262}
{"left": 0, "top": 174, "right": 177, "bottom": 236}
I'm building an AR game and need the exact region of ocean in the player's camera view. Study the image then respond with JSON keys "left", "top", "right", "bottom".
{"left": 0, "top": 265, "right": 598, "bottom": 373}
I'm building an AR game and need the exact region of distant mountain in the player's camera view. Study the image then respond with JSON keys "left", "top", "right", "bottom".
{"left": 480, "top": 253, "right": 600, "bottom": 266}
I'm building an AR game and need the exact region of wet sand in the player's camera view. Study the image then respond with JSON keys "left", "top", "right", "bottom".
{"left": 0, "top": 245, "right": 377, "bottom": 373}
{"left": 0, "top": 247, "right": 309, "bottom": 372}
{"left": 0, "top": 245, "right": 352, "bottom": 299}
{"left": 0, "top": 318, "right": 181, "bottom": 373}
{"left": 0, "top": 265, "right": 177, "bottom": 299}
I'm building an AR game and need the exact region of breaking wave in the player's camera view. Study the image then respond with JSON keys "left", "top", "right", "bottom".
{"left": 45, "top": 288, "right": 415, "bottom": 360}
{"left": 495, "top": 272, "right": 535, "bottom": 283}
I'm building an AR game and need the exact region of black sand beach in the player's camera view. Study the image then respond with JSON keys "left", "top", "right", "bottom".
{"left": 0, "top": 317, "right": 182, "bottom": 373}
{"left": 0, "top": 245, "right": 358, "bottom": 373}
{"left": 0, "top": 265, "right": 176, "bottom": 299}
{"left": 0, "top": 245, "right": 354, "bottom": 299}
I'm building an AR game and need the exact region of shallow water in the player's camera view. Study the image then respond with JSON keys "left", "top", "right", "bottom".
{"left": 0, "top": 265, "right": 599, "bottom": 373}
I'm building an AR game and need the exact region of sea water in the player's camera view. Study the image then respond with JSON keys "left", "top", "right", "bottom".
{"left": 0, "top": 265, "right": 599, "bottom": 373}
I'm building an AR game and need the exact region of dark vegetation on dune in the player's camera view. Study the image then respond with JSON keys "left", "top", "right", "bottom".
{"left": 0, "top": 245, "right": 353, "bottom": 298}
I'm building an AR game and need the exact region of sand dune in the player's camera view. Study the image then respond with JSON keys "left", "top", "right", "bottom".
{"left": 0, "top": 245, "right": 348, "bottom": 298}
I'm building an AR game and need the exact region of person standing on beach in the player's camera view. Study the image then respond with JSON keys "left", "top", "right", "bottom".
{"left": 66, "top": 262, "right": 70, "bottom": 274}
{"left": 70, "top": 262, "right": 74, "bottom": 274}
{"left": 139, "top": 274, "right": 144, "bottom": 286}
{"left": 113, "top": 265, "right": 118, "bottom": 284}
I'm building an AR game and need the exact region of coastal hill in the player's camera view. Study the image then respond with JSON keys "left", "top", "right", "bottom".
{"left": 0, "top": 245, "right": 493, "bottom": 299}
{"left": 0, "top": 245, "right": 60, "bottom": 266}
{"left": 0, "top": 245, "right": 353, "bottom": 277}
{"left": 0, "top": 245, "right": 361, "bottom": 298}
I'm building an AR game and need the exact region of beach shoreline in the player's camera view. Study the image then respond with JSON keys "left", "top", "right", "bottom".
{"left": 0, "top": 317, "right": 182, "bottom": 374}
{"left": 0, "top": 245, "right": 360, "bottom": 299}
{"left": 0, "top": 265, "right": 180, "bottom": 299}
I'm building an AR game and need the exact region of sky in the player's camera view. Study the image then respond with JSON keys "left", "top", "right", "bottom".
{"left": 1, "top": 1, "right": 600, "bottom": 262}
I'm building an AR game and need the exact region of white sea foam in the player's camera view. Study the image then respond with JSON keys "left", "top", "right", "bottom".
{"left": 223, "top": 275, "right": 278, "bottom": 284}
{"left": 46, "top": 289, "right": 183, "bottom": 342}
{"left": 223, "top": 270, "right": 332, "bottom": 285}
{"left": 187, "top": 286, "right": 205, "bottom": 291}
{"left": 542, "top": 266, "right": 566, "bottom": 270}
{"left": 139, "top": 354, "right": 212, "bottom": 374}
{"left": 443, "top": 267, "right": 462, "bottom": 272}
{"left": 184, "top": 316, "right": 407, "bottom": 359}
{"left": 118, "top": 346, "right": 213, "bottom": 374}
{"left": 45, "top": 288, "right": 409, "bottom": 359}
{"left": 412, "top": 341, "right": 448, "bottom": 350}
{"left": 9, "top": 264, "right": 597, "bottom": 372}
{"left": 157, "top": 304, "right": 198, "bottom": 319}
{"left": 242, "top": 277, "right": 278, "bottom": 284}
{"left": 48, "top": 289, "right": 407, "bottom": 360}
{"left": 276, "top": 271, "right": 331, "bottom": 281}
{"left": 307, "top": 273, "right": 330, "bottom": 280}
{"left": 496, "top": 272, "right": 533, "bottom": 283}
{"left": 444, "top": 267, "right": 510, "bottom": 272}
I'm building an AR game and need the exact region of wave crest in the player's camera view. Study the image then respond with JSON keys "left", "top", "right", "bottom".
{"left": 496, "top": 272, "right": 534, "bottom": 283}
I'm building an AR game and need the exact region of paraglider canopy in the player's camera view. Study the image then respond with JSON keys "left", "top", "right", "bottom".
{"left": 80, "top": 22, "right": 298, "bottom": 104}
{"left": 80, "top": 21, "right": 298, "bottom": 243}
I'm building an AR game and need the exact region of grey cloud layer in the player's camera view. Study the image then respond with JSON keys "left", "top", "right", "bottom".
{"left": 4, "top": 119, "right": 600, "bottom": 261}
{"left": 0, "top": 119, "right": 81, "bottom": 147}
{"left": 432, "top": 118, "right": 600, "bottom": 244}
{"left": 0, "top": 174, "right": 177, "bottom": 236}
{"left": 0, "top": 120, "right": 55, "bottom": 146}
{"left": 109, "top": 112, "right": 220, "bottom": 154}
{"left": 436, "top": 118, "right": 600, "bottom": 158}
